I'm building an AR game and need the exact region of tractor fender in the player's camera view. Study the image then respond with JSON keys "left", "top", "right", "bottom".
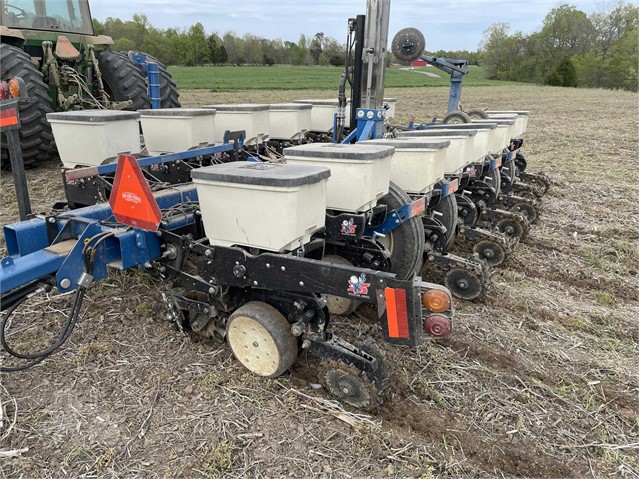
{"left": 85, "top": 34, "right": 114, "bottom": 46}
{"left": 0, "top": 26, "right": 25, "bottom": 45}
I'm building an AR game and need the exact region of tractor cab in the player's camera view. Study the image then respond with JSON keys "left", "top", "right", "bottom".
{"left": 1, "top": 0, "right": 94, "bottom": 34}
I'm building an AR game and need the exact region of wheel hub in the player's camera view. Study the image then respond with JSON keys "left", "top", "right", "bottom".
{"left": 445, "top": 268, "right": 483, "bottom": 301}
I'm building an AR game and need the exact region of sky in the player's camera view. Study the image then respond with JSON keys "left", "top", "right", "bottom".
{"left": 89, "top": 0, "right": 604, "bottom": 52}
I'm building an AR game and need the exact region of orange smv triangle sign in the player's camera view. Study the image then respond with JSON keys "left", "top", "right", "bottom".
{"left": 109, "top": 155, "right": 162, "bottom": 231}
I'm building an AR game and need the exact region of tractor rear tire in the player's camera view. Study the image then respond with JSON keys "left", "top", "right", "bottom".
{"left": 377, "top": 182, "right": 425, "bottom": 280}
{"left": 95, "top": 50, "right": 151, "bottom": 111}
{"left": 442, "top": 111, "right": 471, "bottom": 124}
{"left": 0, "top": 44, "right": 54, "bottom": 169}
{"left": 127, "top": 51, "right": 181, "bottom": 108}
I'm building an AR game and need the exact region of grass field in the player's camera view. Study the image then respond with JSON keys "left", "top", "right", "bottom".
{"left": 169, "top": 64, "right": 507, "bottom": 91}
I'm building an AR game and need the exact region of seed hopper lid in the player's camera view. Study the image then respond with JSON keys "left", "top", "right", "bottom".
{"left": 293, "top": 99, "right": 350, "bottom": 106}
{"left": 46, "top": 110, "right": 140, "bottom": 122}
{"left": 191, "top": 161, "right": 330, "bottom": 187}
{"left": 361, "top": 137, "right": 450, "bottom": 150}
{"left": 397, "top": 129, "right": 478, "bottom": 138}
{"left": 427, "top": 123, "right": 498, "bottom": 130}
{"left": 138, "top": 108, "right": 216, "bottom": 117}
{"left": 472, "top": 118, "right": 516, "bottom": 125}
{"left": 270, "top": 103, "right": 313, "bottom": 110}
{"left": 486, "top": 110, "right": 530, "bottom": 116}
{"left": 201, "top": 104, "right": 270, "bottom": 112}
{"left": 284, "top": 143, "right": 395, "bottom": 160}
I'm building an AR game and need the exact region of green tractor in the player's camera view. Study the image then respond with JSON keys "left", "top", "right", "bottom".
{"left": 0, "top": 0, "right": 180, "bottom": 167}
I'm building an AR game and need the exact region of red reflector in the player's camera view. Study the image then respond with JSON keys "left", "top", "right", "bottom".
{"left": 109, "top": 155, "right": 162, "bottom": 231}
{"left": 411, "top": 196, "right": 426, "bottom": 216}
{"left": 0, "top": 108, "right": 18, "bottom": 127}
{"left": 448, "top": 178, "right": 459, "bottom": 194}
{"left": 385, "top": 287, "right": 410, "bottom": 339}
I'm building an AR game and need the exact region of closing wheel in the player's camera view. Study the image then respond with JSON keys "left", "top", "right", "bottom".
{"left": 227, "top": 301, "right": 297, "bottom": 378}
{"left": 445, "top": 268, "right": 483, "bottom": 301}
{"left": 473, "top": 239, "right": 506, "bottom": 267}
{"left": 466, "top": 109, "right": 489, "bottom": 120}
{"left": 442, "top": 110, "right": 471, "bottom": 124}
{"left": 377, "top": 182, "right": 425, "bottom": 279}
{"left": 324, "top": 255, "right": 359, "bottom": 316}
{"left": 322, "top": 361, "right": 378, "bottom": 410}
{"left": 510, "top": 201, "right": 538, "bottom": 223}
{"left": 496, "top": 217, "right": 527, "bottom": 240}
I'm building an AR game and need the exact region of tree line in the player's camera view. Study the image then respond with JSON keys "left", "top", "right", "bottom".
{"left": 92, "top": 15, "right": 349, "bottom": 67}
{"left": 92, "top": 14, "right": 479, "bottom": 69}
{"left": 479, "top": 1, "right": 638, "bottom": 91}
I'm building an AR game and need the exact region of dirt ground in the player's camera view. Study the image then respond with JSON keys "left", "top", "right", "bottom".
{"left": 0, "top": 85, "right": 638, "bottom": 479}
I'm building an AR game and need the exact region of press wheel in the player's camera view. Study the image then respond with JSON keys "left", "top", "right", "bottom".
{"left": 227, "top": 301, "right": 297, "bottom": 378}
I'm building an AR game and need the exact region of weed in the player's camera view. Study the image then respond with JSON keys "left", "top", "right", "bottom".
{"left": 205, "top": 442, "right": 234, "bottom": 475}
{"left": 595, "top": 291, "right": 616, "bottom": 307}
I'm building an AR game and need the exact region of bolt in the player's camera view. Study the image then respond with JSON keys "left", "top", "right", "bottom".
{"left": 144, "top": 262, "right": 152, "bottom": 268}
{"left": 302, "top": 339, "right": 311, "bottom": 349}
{"left": 205, "top": 249, "right": 212, "bottom": 257}
{"left": 299, "top": 281, "right": 304, "bottom": 287}
{"left": 253, "top": 281, "right": 258, "bottom": 286}
{"left": 252, "top": 341, "right": 259, "bottom": 348}
{"left": 281, "top": 266, "right": 286, "bottom": 271}
{"left": 208, "top": 287, "right": 215, "bottom": 294}
{"left": 266, "top": 263, "right": 271, "bottom": 268}
{"left": 395, "top": 219, "right": 400, "bottom": 224}
{"left": 48, "top": 217, "right": 56, "bottom": 223}
{"left": 60, "top": 278, "right": 71, "bottom": 289}
{"left": 342, "top": 387, "right": 350, "bottom": 394}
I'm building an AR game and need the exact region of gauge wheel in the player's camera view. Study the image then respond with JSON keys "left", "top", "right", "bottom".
{"left": 442, "top": 110, "right": 471, "bottom": 124}
{"left": 376, "top": 181, "right": 425, "bottom": 279}
{"left": 226, "top": 301, "right": 297, "bottom": 378}
{"left": 324, "top": 255, "right": 360, "bottom": 316}
{"left": 466, "top": 109, "right": 489, "bottom": 120}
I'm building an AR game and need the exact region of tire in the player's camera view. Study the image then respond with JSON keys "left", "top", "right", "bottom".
{"left": 431, "top": 194, "right": 458, "bottom": 252}
{"left": 95, "top": 50, "right": 151, "bottom": 111}
{"left": 323, "top": 255, "right": 360, "bottom": 316}
{"left": 377, "top": 182, "right": 425, "bottom": 280}
{"left": 466, "top": 109, "right": 489, "bottom": 120}
{"left": 127, "top": 51, "right": 181, "bottom": 108}
{"left": 226, "top": 301, "right": 298, "bottom": 378}
{"left": 0, "top": 44, "right": 54, "bottom": 168}
{"left": 484, "top": 167, "right": 502, "bottom": 198}
{"left": 442, "top": 110, "right": 471, "bottom": 124}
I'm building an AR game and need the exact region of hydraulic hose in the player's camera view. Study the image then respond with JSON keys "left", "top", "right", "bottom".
{"left": 0, "top": 231, "right": 113, "bottom": 373}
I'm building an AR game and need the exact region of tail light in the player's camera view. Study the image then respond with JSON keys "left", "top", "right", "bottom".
{"left": 422, "top": 288, "right": 451, "bottom": 313}
{"left": 424, "top": 315, "right": 451, "bottom": 338}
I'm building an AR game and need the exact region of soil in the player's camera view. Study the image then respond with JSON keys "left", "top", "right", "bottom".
{"left": 1, "top": 84, "right": 637, "bottom": 479}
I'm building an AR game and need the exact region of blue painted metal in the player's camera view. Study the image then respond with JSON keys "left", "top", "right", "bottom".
{"left": 448, "top": 72, "right": 463, "bottom": 113}
{"left": 66, "top": 141, "right": 243, "bottom": 181}
{"left": 0, "top": 185, "right": 200, "bottom": 296}
{"left": 341, "top": 108, "right": 385, "bottom": 144}
{"left": 130, "top": 52, "right": 161, "bottom": 109}
{"left": 364, "top": 203, "right": 414, "bottom": 236}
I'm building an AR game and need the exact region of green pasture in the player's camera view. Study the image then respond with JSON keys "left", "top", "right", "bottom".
{"left": 169, "top": 65, "right": 511, "bottom": 91}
